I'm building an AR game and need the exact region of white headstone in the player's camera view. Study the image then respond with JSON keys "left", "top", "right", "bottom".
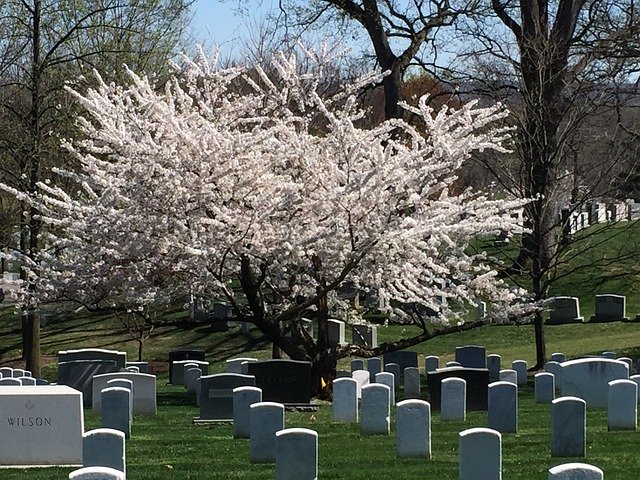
{"left": 100, "top": 387, "right": 131, "bottom": 439}
{"left": 350, "top": 359, "right": 364, "bottom": 372}
{"left": 488, "top": 381, "right": 517, "bottom": 433}
{"left": 384, "top": 363, "right": 401, "bottom": 387}
{"left": 548, "top": 463, "right": 603, "bottom": 480}
{"left": 550, "top": 353, "right": 566, "bottom": 363}
{"left": 512, "top": 360, "right": 528, "bottom": 386}
{"left": 186, "top": 367, "right": 202, "bottom": 394}
{"left": 545, "top": 361, "right": 563, "bottom": 392}
{"left": 535, "top": 373, "right": 555, "bottom": 403}
{"left": 82, "top": 428, "right": 126, "bottom": 476}
{"left": 396, "top": 399, "right": 431, "bottom": 458}
{"left": 441, "top": 377, "right": 466, "bottom": 421}
{"left": 0, "top": 385, "right": 83, "bottom": 466}
{"left": 608, "top": 379, "right": 637, "bottom": 431}
{"left": 275, "top": 428, "right": 318, "bottom": 480}
{"left": 425, "top": 356, "right": 439, "bottom": 373}
{"left": 551, "top": 396, "right": 586, "bottom": 457}
{"left": 232, "top": 386, "right": 262, "bottom": 438}
{"left": 367, "top": 358, "right": 382, "bottom": 382}
{"left": 375, "top": 372, "right": 395, "bottom": 405}
{"left": 487, "top": 354, "right": 501, "bottom": 381}
{"left": 403, "top": 367, "right": 421, "bottom": 399}
{"left": 333, "top": 378, "right": 358, "bottom": 422}
{"left": 360, "top": 384, "right": 390, "bottom": 435}
{"left": 499, "top": 369, "right": 518, "bottom": 385}
{"left": 459, "top": 428, "right": 501, "bottom": 480}
{"left": 68, "top": 466, "right": 125, "bottom": 480}
{"left": 351, "top": 370, "right": 370, "bottom": 399}
{"left": 250, "top": 402, "right": 285, "bottom": 463}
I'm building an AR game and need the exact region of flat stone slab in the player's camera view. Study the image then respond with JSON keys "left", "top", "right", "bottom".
{"left": 0, "top": 385, "right": 84, "bottom": 466}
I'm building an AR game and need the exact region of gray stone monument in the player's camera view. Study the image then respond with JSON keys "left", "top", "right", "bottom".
{"left": 590, "top": 294, "right": 628, "bottom": 322}
{"left": 327, "top": 319, "right": 345, "bottom": 346}
{"left": 425, "top": 355, "right": 439, "bottom": 373}
{"left": 547, "top": 297, "right": 583, "bottom": 324}
{"left": 550, "top": 353, "right": 566, "bottom": 363}
{"left": 455, "top": 345, "right": 486, "bottom": 368}
{"left": 352, "top": 325, "right": 377, "bottom": 347}
{"left": 560, "top": 358, "right": 629, "bottom": 407}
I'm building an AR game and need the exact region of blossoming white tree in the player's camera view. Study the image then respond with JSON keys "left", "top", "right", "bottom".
{"left": 3, "top": 45, "right": 530, "bottom": 388}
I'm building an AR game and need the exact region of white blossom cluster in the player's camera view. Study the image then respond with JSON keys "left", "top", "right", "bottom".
{"left": 3, "top": 45, "right": 530, "bottom": 325}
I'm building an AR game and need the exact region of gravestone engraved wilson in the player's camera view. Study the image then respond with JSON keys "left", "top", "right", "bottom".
{"left": 247, "top": 360, "right": 314, "bottom": 404}
{"left": 0, "top": 385, "right": 84, "bottom": 466}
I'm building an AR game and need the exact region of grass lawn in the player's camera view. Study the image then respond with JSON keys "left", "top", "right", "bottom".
{"left": 1, "top": 222, "right": 640, "bottom": 478}
{"left": 1, "top": 379, "right": 637, "bottom": 479}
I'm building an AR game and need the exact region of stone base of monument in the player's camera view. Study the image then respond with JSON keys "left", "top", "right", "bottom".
{"left": 283, "top": 402, "right": 319, "bottom": 412}
{"left": 589, "top": 315, "right": 628, "bottom": 323}
{"left": 545, "top": 316, "right": 583, "bottom": 325}
{"left": 192, "top": 418, "right": 233, "bottom": 425}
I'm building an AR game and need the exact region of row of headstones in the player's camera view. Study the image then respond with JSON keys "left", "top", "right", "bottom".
{"left": 0, "top": 367, "right": 49, "bottom": 386}
{"left": 234, "top": 383, "right": 604, "bottom": 480}
{"left": 290, "top": 318, "right": 378, "bottom": 347}
{"left": 535, "top": 373, "right": 639, "bottom": 431}
{"left": 548, "top": 294, "right": 636, "bottom": 324}
{"left": 233, "top": 386, "right": 317, "bottom": 480}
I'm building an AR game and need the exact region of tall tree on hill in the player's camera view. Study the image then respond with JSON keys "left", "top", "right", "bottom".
{"left": 455, "top": 0, "right": 640, "bottom": 368}
{"left": 5, "top": 46, "right": 532, "bottom": 390}
{"left": 0, "top": 0, "right": 193, "bottom": 376}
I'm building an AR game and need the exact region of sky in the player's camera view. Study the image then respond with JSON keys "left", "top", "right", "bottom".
{"left": 190, "top": 0, "right": 280, "bottom": 51}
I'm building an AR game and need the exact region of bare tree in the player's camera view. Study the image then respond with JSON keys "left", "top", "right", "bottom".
{"left": 454, "top": 0, "right": 640, "bottom": 367}
{"left": 0, "top": 0, "right": 194, "bottom": 376}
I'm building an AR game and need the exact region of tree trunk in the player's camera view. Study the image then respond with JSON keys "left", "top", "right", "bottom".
{"left": 23, "top": 309, "right": 40, "bottom": 376}
{"left": 138, "top": 339, "right": 143, "bottom": 362}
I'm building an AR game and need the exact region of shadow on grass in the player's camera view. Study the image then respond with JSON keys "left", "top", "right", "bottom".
{"left": 158, "top": 391, "right": 198, "bottom": 407}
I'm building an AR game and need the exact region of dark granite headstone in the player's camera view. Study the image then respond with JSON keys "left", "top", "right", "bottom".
{"left": 455, "top": 345, "right": 487, "bottom": 368}
{"left": 247, "top": 360, "right": 314, "bottom": 405}
{"left": 383, "top": 350, "right": 418, "bottom": 372}
{"left": 197, "top": 373, "right": 255, "bottom": 420}
{"left": 426, "top": 367, "right": 490, "bottom": 411}
{"left": 168, "top": 349, "right": 206, "bottom": 383}
{"left": 57, "top": 359, "right": 118, "bottom": 406}
{"left": 58, "top": 348, "right": 126, "bottom": 369}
